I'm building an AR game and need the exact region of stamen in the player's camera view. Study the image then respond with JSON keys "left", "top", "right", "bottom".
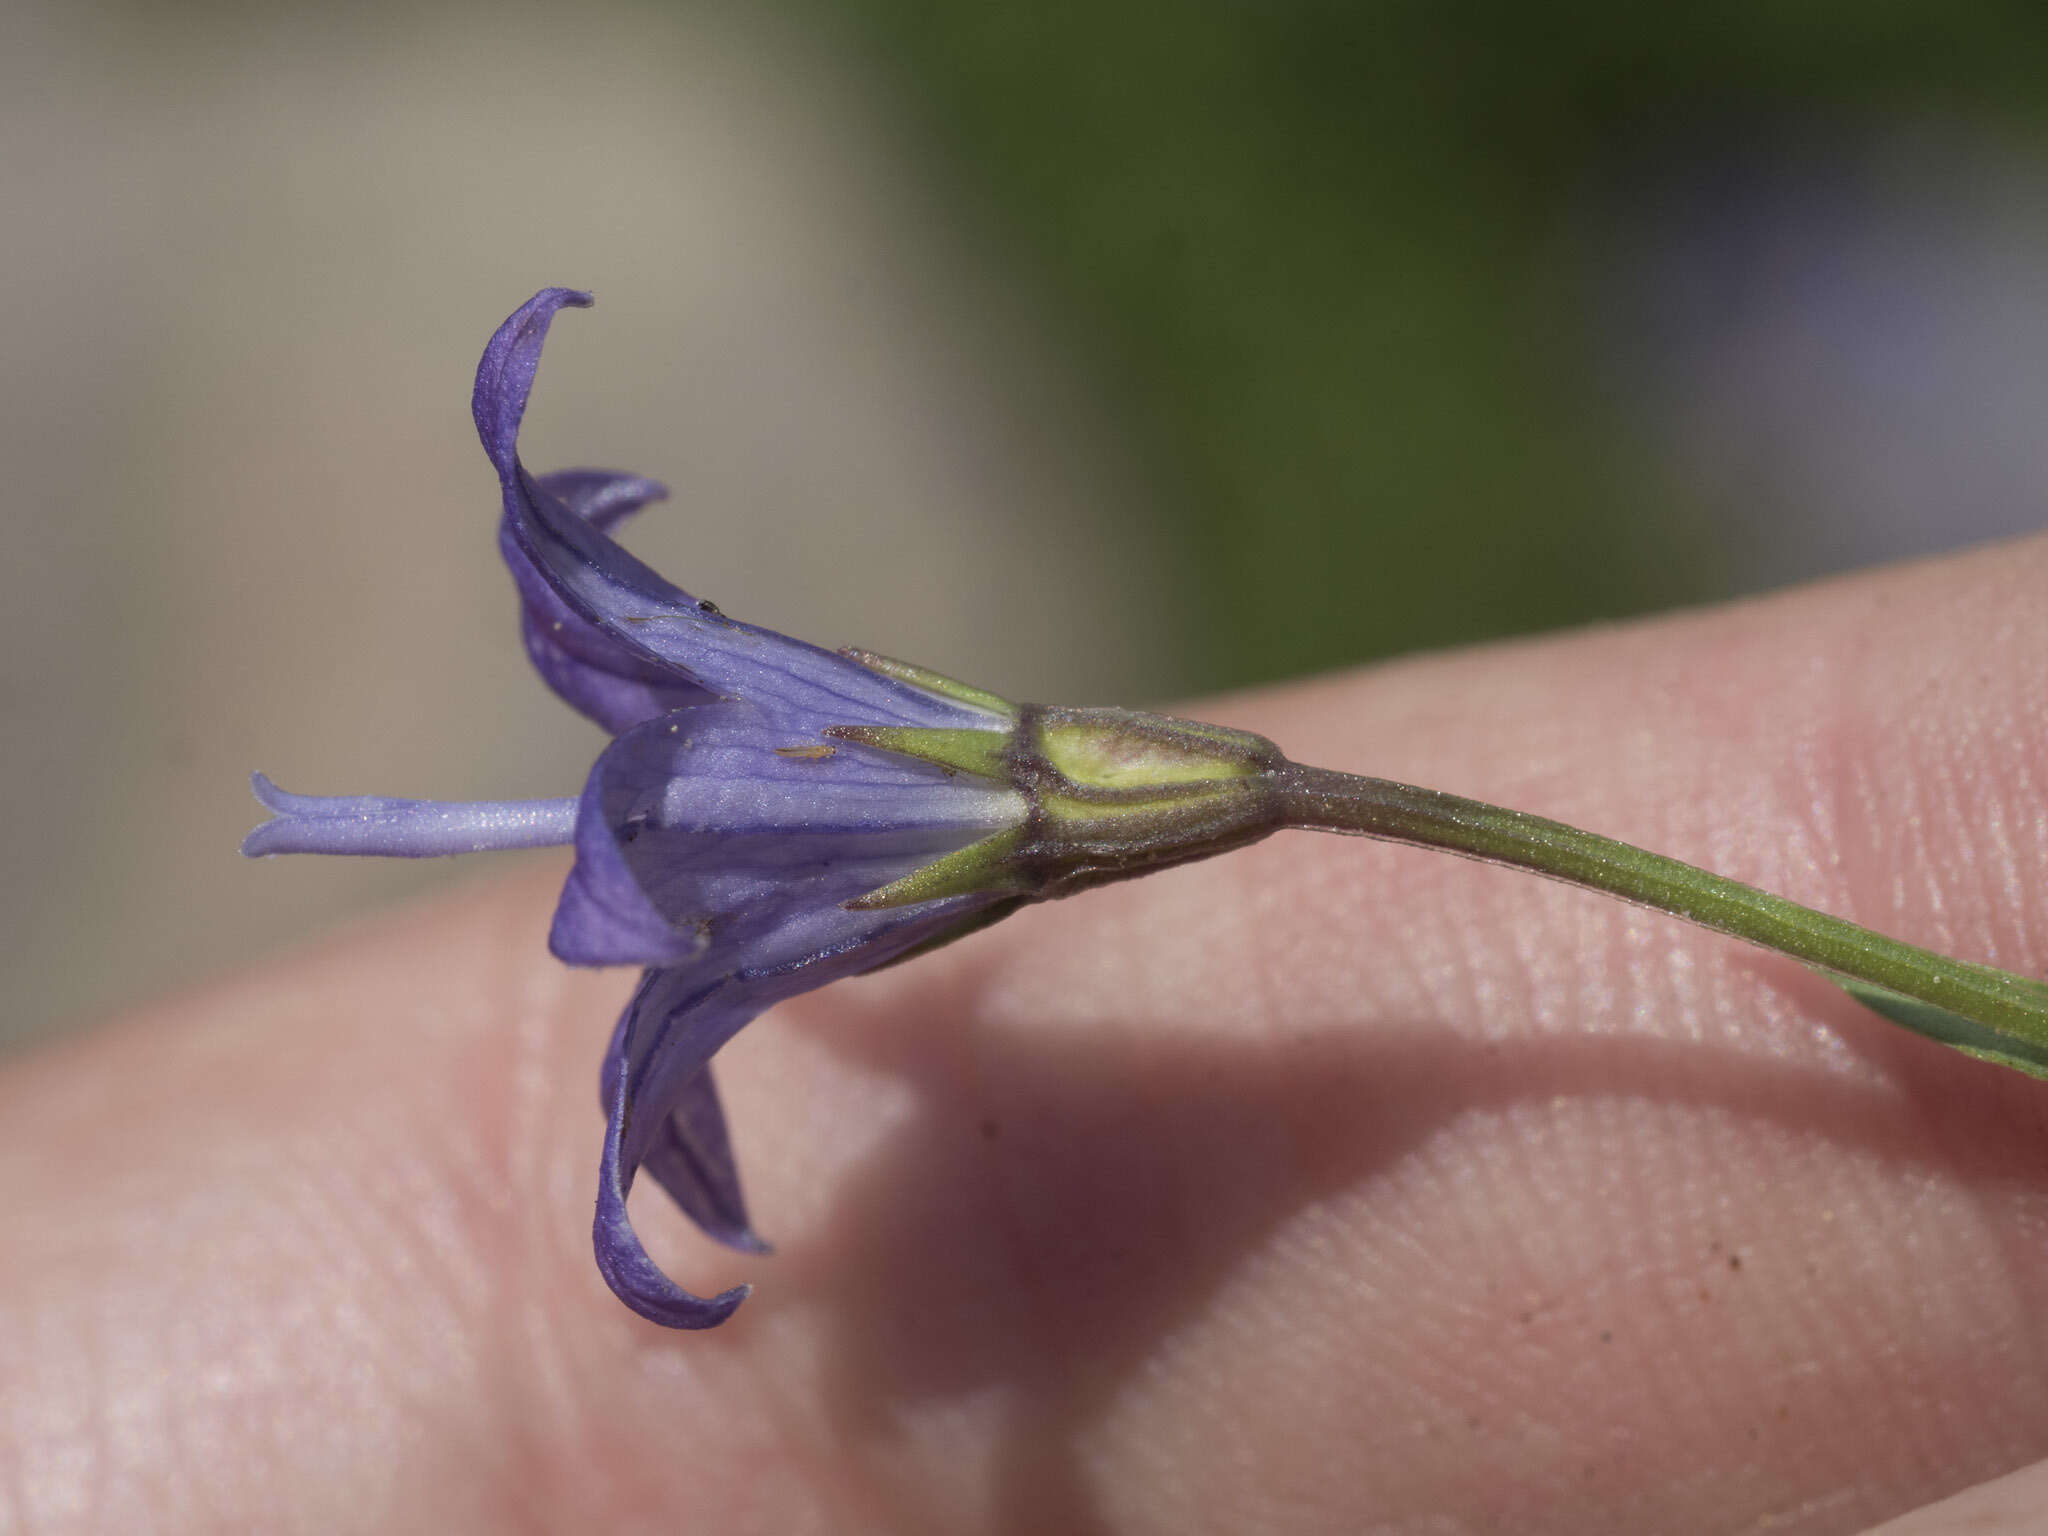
{"left": 240, "top": 772, "right": 578, "bottom": 858}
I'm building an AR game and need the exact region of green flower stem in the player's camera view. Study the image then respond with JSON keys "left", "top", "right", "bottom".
{"left": 1277, "top": 763, "right": 2048, "bottom": 1059}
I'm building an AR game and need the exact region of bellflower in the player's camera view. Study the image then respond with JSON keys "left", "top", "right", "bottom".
{"left": 245, "top": 289, "right": 1280, "bottom": 1326}
{"left": 249, "top": 288, "right": 2048, "bottom": 1330}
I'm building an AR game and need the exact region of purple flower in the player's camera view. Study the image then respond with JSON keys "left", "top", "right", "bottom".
{"left": 249, "top": 290, "right": 1036, "bottom": 1326}
{"left": 247, "top": 289, "right": 1285, "bottom": 1327}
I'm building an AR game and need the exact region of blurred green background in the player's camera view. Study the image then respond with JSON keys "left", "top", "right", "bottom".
{"left": 818, "top": 0, "right": 2048, "bottom": 686}
{"left": 9, "top": 0, "right": 2048, "bottom": 1044}
{"left": 824, "top": 0, "right": 1701, "bottom": 689}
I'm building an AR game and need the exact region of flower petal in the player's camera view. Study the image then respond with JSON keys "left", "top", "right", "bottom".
{"left": 593, "top": 968, "right": 764, "bottom": 1327}
{"left": 476, "top": 290, "right": 1011, "bottom": 732}
{"left": 549, "top": 701, "right": 1024, "bottom": 968}
{"left": 600, "top": 1003, "right": 769, "bottom": 1256}
{"left": 509, "top": 469, "right": 714, "bottom": 733}
{"left": 476, "top": 290, "right": 709, "bottom": 731}
{"left": 643, "top": 1072, "right": 774, "bottom": 1258}
{"left": 550, "top": 748, "right": 704, "bottom": 967}
{"left": 471, "top": 287, "right": 596, "bottom": 479}
{"left": 536, "top": 468, "right": 668, "bottom": 537}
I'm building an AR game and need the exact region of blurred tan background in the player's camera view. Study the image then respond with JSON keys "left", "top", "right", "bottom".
{"left": 11, "top": 1, "right": 2048, "bottom": 1048}
{"left": 1, "top": 1, "right": 1175, "bottom": 1046}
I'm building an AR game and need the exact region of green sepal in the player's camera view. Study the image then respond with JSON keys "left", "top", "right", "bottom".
{"left": 847, "top": 829, "right": 1029, "bottom": 910}
{"left": 825, "top": 725, "right": 1012, "bottom": 782}
{"left": 1038, "top": 715, "right": 1273, "bottom": 789}
{"left": 837, "top": 701, "right": 1290, "bottom": 914}
{"left": 841, "top": 649, "right": 1018, "bottom": 719}
{"left": 1825, "top": 972, "right": 2048, "bottom": 1080}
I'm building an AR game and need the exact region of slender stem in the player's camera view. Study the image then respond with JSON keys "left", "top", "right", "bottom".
{"left": 1277, "top": 763, "right": 2048, "bottom": 1046}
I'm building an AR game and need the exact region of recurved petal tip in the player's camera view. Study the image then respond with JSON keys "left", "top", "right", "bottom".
{"left": 596, "top": 1245, "right": 752, "bottom": 1330}
{"left": 593, "top": 1202, "right": 753, "bottom": 1329}
{"left": 534, "top": 469, "right": 670, "bottom": 535}
{"left": 596, "top": 1095, "right": 756, "bottom": 1328}
{"left": 472, "top": 288, "right": 594, "bottom": 478}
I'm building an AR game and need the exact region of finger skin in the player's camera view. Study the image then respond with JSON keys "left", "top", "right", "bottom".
{"left": 1865, "top": 1457, "right": 2048, "bottom": 1534}
{"left": 5, "top": 536, "right": 2048, "bottom": 1533}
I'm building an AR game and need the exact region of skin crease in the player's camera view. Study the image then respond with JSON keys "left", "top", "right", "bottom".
{"left": 7, "top": 538, "right": 2048, "bottom": 1534}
